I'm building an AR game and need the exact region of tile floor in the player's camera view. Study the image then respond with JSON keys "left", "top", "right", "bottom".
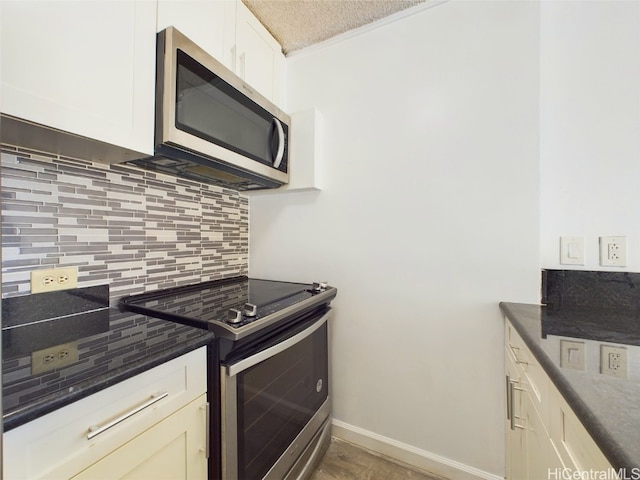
{"left": 310, "top": 438, "right": 449, "bottom": 480}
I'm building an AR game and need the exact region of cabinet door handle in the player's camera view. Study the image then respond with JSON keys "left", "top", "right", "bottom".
{"left": 87, "top": 392, "right": 169, "bottom": 440}
{"left": 508, "top": 380, "right": 526, "bottom": 431}
{"left": 506, "top": 375, "right": 512, "bottom": 421}
{"left": 200, "top": 402, "right": 210, "bottom": 459}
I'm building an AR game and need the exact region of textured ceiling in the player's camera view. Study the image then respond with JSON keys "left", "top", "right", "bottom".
{"left": 242, "top": 0, "right": 426, "bottom": 55}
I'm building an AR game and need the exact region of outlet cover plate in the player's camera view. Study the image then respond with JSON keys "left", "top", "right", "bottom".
{"left": 599, "top": 236, "right": 627, "bottom": 267}
{"left": 31, "top": 341, "right": 79, "bottom": 375}
{"left": 31, "top": 267, "right": 78, "bottom": 294}
{"left": 600, "top": 344, "right": 627, "bottom": 378}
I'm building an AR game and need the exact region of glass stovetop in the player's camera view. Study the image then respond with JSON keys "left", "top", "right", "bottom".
{"left": 119, "top": 277, "right": 320, "bottom": 331}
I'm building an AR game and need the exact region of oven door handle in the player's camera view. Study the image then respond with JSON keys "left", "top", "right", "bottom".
{"left": 226, "top": 310, "right": 331, "bottom": 377}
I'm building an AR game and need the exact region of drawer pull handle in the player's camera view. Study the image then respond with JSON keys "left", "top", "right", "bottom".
{"left": 87, "top": 392, "right": 169, "bottom": 440}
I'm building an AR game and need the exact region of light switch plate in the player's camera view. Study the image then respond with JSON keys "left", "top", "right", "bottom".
{"left": 560, "top": 340, "right": 585, "bottom": 370}
{"left": 560, "top": 237, "right": 585, "bottom": 265}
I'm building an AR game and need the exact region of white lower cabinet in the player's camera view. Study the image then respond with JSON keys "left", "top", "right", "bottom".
{"left": 72, "top": 395, "right": 207, "bottom": 480}
{"left": 549, "top": 386, "right": 614, "bottom": 474}
{"left": 3, "top": 347, "right": 208, "bottom": 480}
{"left": 505, "top": 320, "right": 614, "bottom": 479}
{"left": 505, "top": 350, "right": 528, "bottom": 480}
{"left": 506, "top": 345, "right": 561, "bottom": 480}
{"left": 522, "top": 389, "right": 564, "bottom": 480}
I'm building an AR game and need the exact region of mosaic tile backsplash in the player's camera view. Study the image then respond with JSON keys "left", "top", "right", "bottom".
{"left": 1, "top": 148, "right": 249, "bottom": 303}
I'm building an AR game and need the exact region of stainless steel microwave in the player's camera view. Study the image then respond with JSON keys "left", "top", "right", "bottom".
{"left": 127, "top": 26, "right": 290, "bottom": 191}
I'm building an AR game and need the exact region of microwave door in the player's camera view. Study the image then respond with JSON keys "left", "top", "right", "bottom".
{"left": 151, "top": 26, "right": 289, "bottom": 190}
{"left": 170, "top": 51, "right": 288, "bottom": 180}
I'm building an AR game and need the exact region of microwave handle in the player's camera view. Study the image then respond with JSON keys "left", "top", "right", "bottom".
{"left": 272, "top": 117, "right": 285, "bottom": 169}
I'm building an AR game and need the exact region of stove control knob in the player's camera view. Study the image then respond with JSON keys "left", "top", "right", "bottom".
{"left": 228, "top": 308, "right": 243, "bottom": 324}
{"left": 312, "top": 282, "right": 328, "bottom": 292}
{"left": 244, "top": 303, "right": 258, "bottom": 318}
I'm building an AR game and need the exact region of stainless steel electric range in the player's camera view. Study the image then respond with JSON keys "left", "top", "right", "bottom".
{"left": 119, "top": 276, "right": 337, "bottom": 480}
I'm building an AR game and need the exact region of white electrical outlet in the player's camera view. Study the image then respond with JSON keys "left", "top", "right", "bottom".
{"left": 600, "top": 345, "right": 627, "bottom": 378}
{"left": 599, "top": 236, "right": 627, "bottom": 267}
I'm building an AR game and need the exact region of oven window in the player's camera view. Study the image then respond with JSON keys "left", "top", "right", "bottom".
{"left": 236, "top": 322, "right": 328, "bottom": 479}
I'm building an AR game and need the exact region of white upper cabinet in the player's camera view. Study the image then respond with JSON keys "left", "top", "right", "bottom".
{"left": 1, "top": 0, "right": 284, "bottom": 162}
{"left": 234, "top": 0, "right": 285, "bottom": 105}
{"left": 157, "top": 0, "right": 237, "bottom": 70}
{"left": 1, "top": 1, "right": 157, "bottom": 159}
{"left": 158, "top": 0, "right": 285, "bottom": 105}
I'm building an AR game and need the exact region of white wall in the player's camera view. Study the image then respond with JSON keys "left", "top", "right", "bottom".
{"left": 540, "top": 1, "right": 640, "bottom": 271}
{"left": 249, "top": 1, "right": 540, "bottom": 477}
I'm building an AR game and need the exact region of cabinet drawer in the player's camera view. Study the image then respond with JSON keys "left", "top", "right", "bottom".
{"left": 4, "top": 347, "right": 206, "bottom": 480}
{"left": 549, "top": 385, "right": 614, "bottom": 475}
{"left": 505, "top": 320, "right": 549, "bottom": 426}
{"left": 72, "top": 394, "right": 208, "bottom": 480}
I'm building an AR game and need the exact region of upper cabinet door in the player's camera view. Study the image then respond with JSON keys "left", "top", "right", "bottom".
{"left": 157, "top": 0, "right": 237, "bottom": 70}
{"left": 235, "top": 0, "right": 285, "bottom": 106}
{"left": 1, "top": 1, "right": 156, "bottom": 157}
{"left": 157, "top": 0, "right": 284, "bottom": 106}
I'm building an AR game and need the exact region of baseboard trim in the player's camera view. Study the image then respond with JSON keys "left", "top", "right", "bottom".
{"left": 330, "top": 419, "right": 503, "bottom": 480}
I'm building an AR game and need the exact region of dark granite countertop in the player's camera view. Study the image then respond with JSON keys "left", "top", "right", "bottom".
{"left": 500, "top": 302, "right": 640, "bottom": 470}
{"left": 2, "top": 287, "right": 213, "bottom": 431}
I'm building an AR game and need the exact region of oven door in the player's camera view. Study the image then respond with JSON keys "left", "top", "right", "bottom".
{"left": 221, "top": 310, "right": 331, "bottom": 480}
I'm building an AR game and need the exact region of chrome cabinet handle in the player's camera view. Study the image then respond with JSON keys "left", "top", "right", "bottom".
{"left": 87, "top": 392, "right": 168, "bottom": 440}
{"left": 506, "top": 375, "right": 512, "bottom": 421}
{"left": 508, "top": 380, "right": 526, "bottom": 431}
{"left": 201, "top": 402, "right": 210, "bottom": 459}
